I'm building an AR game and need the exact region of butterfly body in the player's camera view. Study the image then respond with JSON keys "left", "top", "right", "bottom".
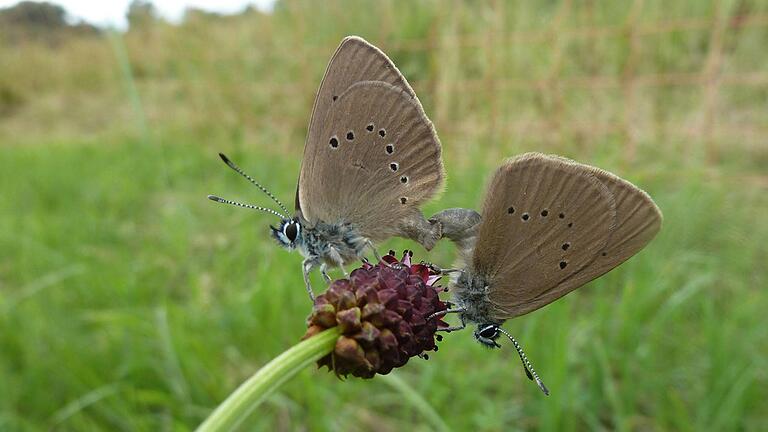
{"left": 451, "top": 272, "right": 498, "bottom": 328}
{"left": 210, "top": 36, "right": 450, "bottom": 300}
{"left": 271, "top": 218, "right": 369, "bottom": 268}
{"left": 433, "top": 152, "right": 663, "bottom": 394}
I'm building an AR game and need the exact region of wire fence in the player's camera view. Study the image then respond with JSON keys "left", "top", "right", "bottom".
{"left": 281, "top": 0, "right": 768, "bottom": 167}
{"left": 7, "top": 0, "right": 765, "bottom": 174}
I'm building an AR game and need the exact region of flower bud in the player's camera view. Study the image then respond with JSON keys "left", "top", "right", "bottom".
{"left": 303, "top": 251, "right": 447, "bottom": 378}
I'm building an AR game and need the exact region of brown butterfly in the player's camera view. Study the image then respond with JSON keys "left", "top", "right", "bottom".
{"left": 209, "top": 36, "right": 447, "bottom": 300}
{"left": 431, "top": 153, "right": 663, "bottom": 395}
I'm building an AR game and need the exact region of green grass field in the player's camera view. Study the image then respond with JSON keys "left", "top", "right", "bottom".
{"left": 2, "top": 1, "right": 768, "bottom": 430}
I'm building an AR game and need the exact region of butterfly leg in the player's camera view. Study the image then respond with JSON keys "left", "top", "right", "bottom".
{"left": 319, "top": 263, "right": 332, "bottom": 283}
{"left": 423, "top": 262, "right": 463, "bottom": 276}
{"left": 328, "top": 247, "right": 348, "bottom": 276}
{"left": 301, "top": 258, "right": 316, "bottom": 302}
{"left": 428, "top": 307, "right": 466, "bottom": 319}
{"left": 365, "top": 240, "right": 384, "bottom": 264}
{"left": 427, "top": 308, "right": 467, "bottom": 332}
{"left": 365, "top": 240, "right": 400, "bottom": 269}
{"left": 439, "top": 316, "right": 467, "bottom": 332}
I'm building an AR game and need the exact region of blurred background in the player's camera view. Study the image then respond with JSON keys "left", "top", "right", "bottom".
{"left": 1, "top": 0, "right": 767, "bottom": 430}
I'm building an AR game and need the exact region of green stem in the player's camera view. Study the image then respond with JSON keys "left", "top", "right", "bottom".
{"left": 196, "top": 327, "right": 340, "bottom": 432}
{"left": 382, "top": 374, "right": 452, "bottom": 432}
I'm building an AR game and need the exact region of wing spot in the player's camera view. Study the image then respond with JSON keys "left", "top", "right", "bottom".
{"left": 568, "top": 222, "right": 573, "bottom": 228}
{"left": 390, "top": 162, "right": 399, "bottom": 172}
{"left": 379, "top": 129, "right": 386, "bottom": 137}
{"left": 507, "top": 206, "right": 515, "bottom": 214}
{"left": 521, "top": 213, "right": 530, "bottom": 221}
{"left": 559, "top": 212, "right": 565, "bottom": 219}
{"left": 346, "top": 131, "right": 355, "bottom": 141}
{"left": 366, "top": 123, "right": 374, "bottom": 132}
{"left": 386, "top": 144, "right": 394, "bottom": 154}
{"left": 329, "top": 136, "right": 339, "bottom": 148}
{"left": 332, "top": 95, "right": 338, "bottom": 101}
{"left": 400, "top": 197, "right": 408, "bottom": 204}
{"left": 400, "top": 175, "right": 408, "bottom": 184}
{"left": 541, "top": 209, "right": 549, "bottom": 217}
{"left": 562, "top": 242, "right": 570, "bottom": 251}
{"left": 559, "top": 261, "right": 568, "bottom": 269}
{"left": 601, "top": 251, "right": 607, "bottom": 256}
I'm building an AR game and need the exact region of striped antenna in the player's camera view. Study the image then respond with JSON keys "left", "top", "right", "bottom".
{"left": 497, "top": 327, "right": 550, "bottom": 396}
{"left": 218, "top": 153, "right": 291, "bottom": 216}
{"left": 207, "top": 195, "right": 287, "bottom": 219}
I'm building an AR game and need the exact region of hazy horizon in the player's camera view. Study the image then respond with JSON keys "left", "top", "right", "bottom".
{"left": 0, "top": 0, "right": 276, "bottom": 28}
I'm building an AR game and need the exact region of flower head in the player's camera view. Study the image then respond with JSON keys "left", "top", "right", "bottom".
{"left": 303, "top": 251, "right": 447, "bottom": 378}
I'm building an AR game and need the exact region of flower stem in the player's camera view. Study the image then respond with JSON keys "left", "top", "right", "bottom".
{"left": 196, "top": 327, "right": 341, "bottom": 432}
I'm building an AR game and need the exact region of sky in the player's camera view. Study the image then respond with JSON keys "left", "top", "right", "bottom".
{"left": 0, "top": 0, "right": 276, "bottom": 28}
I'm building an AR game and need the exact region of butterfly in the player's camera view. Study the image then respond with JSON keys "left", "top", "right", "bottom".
{"left": 431, "top": 153, "right": 663, "bottom": 394}
{"left": 208, "top": 36, "right": 447, "bottom": 300}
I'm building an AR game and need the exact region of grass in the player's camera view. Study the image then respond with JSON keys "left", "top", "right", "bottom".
{"left": 1, "top": 0, "right": 768, "bottom": 430}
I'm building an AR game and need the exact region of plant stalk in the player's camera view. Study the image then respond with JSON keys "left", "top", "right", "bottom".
{"left": 196, "top": 327, "right": 340, "bottom": 432}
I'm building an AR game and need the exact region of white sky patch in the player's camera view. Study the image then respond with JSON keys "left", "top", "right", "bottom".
{"left": 0, "top": 0, "right": 276, "bottom": 28}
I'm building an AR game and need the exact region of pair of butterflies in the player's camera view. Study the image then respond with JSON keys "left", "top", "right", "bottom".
{"left": 209, "top": 36, "right": 662, "bottom": 395}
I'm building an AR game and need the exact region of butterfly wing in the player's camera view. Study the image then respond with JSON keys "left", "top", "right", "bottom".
{"left": 299, "top": 80, "right": 443, "bottom": 242}
{"left": 471, "top": 153, "right": 661, "bottom": 320}
{"left": 543, "top": 156, "right": 663, "bottom": 298}
{"left": 471, "top": 153, "right": 616, "bottom": 319}
{"left": 297, "top": 36, "right": 419, "bottom": 218}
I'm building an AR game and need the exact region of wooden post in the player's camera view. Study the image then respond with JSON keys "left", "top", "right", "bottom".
{"left": 544, "top": 0, "right": 571, "bottom": 150}
{"left": 701, "top": 0, "right": 728, "bottom": 165}
{"left": 622, "top": 0, "right": 644, "bottom": 165}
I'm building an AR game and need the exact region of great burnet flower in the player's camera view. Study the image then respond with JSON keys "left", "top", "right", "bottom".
{"left": 303, "top": 251, "right": 448, "bottom": 378}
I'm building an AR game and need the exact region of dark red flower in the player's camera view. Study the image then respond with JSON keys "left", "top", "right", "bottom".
{"left": 303, "top": 251, "right": 448, "bottom": 378}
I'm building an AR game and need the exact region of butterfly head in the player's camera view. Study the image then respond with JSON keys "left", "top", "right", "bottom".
{"left": 271, "top": 218, "right": 303, "bottom": 249}
{"left": 474, "top": 324, "right": 502, "bottom": 349}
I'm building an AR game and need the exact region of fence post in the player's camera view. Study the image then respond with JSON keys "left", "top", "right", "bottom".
{"left": 543, "top": 0, "right": 571, "bottom": 150}
{"left": 701, "top": 0, "right": 729, "bottom": 165}
{"left": 485, "top": 0, "right": 502, "bottom": 147}
{"left": 622, "top": 0, "right": 644, "bottom": 165}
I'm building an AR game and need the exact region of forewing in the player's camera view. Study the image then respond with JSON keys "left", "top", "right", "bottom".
{"left": 543, "top": 157, "right": 663, "bottom": 298}
{"left": 299, "top": 81, "right": 444, "bottom": 242}
{"left": 470, "top": 153, "right": 617, "bottom": 320}
{"left": 298, "top": 36, "right": 418, "bottom": 217}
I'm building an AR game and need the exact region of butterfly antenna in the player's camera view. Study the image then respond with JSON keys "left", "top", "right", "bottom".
{"left": 207, "top": 195, "right": 287, "bottom": 219}
{"left": 218, "top": 153, "right": 291, "bottom": 216}
{"left": 497, "top": 327, "right": 550, "bottom": 396}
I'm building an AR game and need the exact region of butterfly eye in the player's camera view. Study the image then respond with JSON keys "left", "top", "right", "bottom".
{"left": 478, "top": 326, "right": 498, "bottom": 339}
{"left": 284, "top": 222, "right": 299, "bottom": 242}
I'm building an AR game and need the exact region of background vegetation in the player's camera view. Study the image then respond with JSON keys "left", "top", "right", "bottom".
{"left": 1, "top": 0, "right": 767, "bottom": 430}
